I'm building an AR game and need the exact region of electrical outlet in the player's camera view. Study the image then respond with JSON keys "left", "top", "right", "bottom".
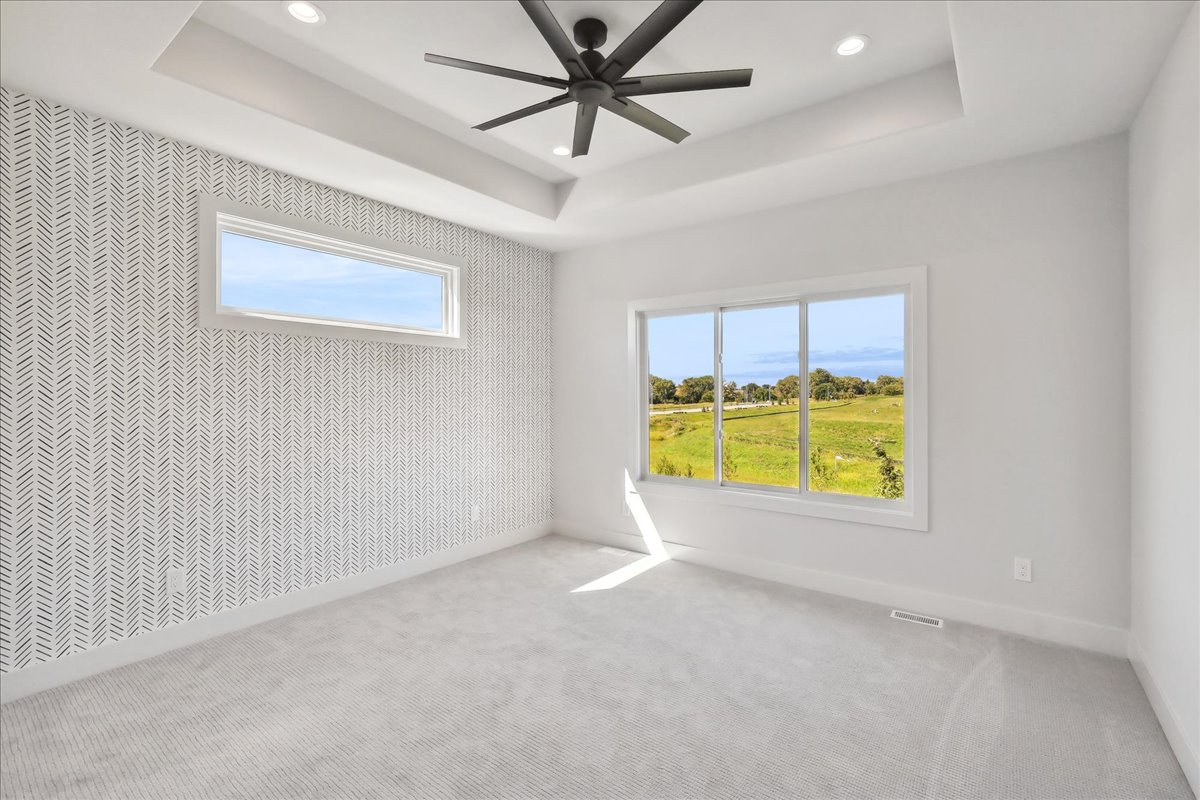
{"left": 1013, "top": 557, "right": 1032, "bottom": 582}
{"left": 470, "top": 504, "right": 481, "bottom": 523}
{"left": 167, "top": 567, "right": 186, "bottom": 596}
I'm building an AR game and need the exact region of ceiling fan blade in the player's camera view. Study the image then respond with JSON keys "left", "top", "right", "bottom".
{"left": 615, "top": 68, "right": 752, "bottom": 97}
{"left": 572, "top": 103, "right": 598, "bottom": 157}
{"left": 517, "top": 0, "right": 593, "bottom": 81}
{"left": 474, "top": 94, "right": 572, "bottom": 131}
{"left": 600, "top": 97, "right": 690, "bottom": 143}
{"left": 425, "top": 54, "right": 568, "bottom": 89}
{"left": 597, "top": 0, "right": 702, "bottom": 84}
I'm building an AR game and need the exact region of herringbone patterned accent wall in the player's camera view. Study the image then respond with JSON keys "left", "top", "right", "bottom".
{"left": 0, "top": 87, "right": 553, "bottom": 674}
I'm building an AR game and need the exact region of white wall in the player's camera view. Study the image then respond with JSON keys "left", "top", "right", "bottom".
{"left": 553, "top": 136, "right": 1131, "bottom": 650}
{"left": 1128, "top": 4, "right": 1200, "bottom": 791}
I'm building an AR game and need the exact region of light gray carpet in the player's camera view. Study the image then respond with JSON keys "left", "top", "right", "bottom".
{"left": 0, "top": 535, "right": 1191, "bottom": 800}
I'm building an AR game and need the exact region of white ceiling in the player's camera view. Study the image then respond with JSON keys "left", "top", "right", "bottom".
{"left": 199, "top": 0, "right": 955, "bottom": 178}
{"left": 0, "top": 1, "right": 1193, "bottom": 251}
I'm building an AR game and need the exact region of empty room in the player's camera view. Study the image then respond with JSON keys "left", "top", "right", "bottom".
{"left": 0, "top": 0, "right": 1197, "bottom": 798}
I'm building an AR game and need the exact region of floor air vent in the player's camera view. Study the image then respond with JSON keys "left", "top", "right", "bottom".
{"left": 891, "top": 609, "right": 944, "bottom": 628}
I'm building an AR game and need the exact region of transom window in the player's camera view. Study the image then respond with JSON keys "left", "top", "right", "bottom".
{"left": 200, "top": 196, "right": 463, "bottom": 347}
{"left": 631, "top": 267, "right": 926, "bottom": 530}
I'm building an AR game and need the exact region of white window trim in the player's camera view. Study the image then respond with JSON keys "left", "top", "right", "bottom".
{"left": 199, "top": 195, "right": 465, "bottom": 347}
{"left": 628, "top": 265, "right": 928, "bottom": 532}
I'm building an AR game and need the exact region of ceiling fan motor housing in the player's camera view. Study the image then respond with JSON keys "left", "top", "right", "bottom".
{"left": 580, "top": 49, "right": 605, "bottom": 75}
{"left": 568, "top": 80, "right": 614, "bottom": 105}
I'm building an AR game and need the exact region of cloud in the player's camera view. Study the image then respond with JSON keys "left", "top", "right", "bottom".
{"left": 716, "top": 346, "right": 904, "bottom": 383}
{"left": 751, "top": 350, "right": 801, "bottom": 365}
{"left": 808, "top": 346, "right": 904, "bottom": 364}
{"left": 747, "top": 347, "right": 903, "bottom": 365}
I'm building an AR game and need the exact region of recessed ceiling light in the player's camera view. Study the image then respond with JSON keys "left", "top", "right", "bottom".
{"left": 284, "top": 0, "right": 325, "bottom": 25}
{"left": 552, "top": 145, "right": 571, "bottom": 157}
{"left": 835, "top": 35, "right": 869, "bottom": 56}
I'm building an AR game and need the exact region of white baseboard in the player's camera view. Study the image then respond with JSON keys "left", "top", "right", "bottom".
{"left": 1129, "top": 634, "right": 1199, "bottom": 796}
{"left": 553, "top": 520, "right": 1129, "bottom": 657}
{"left": 0, "top": 523, "right": 551, "bottom": 704}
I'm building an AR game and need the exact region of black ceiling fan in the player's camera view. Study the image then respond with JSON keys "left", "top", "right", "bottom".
{"left": 424, "top": 0, "right": 753, "bottom": 157}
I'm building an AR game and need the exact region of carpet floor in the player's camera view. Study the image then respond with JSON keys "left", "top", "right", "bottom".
{"left": 0, "top": 535, "right": 1191, "bottom": 800}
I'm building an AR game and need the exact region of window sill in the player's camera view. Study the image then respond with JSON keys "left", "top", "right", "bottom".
{"left": 200, "top": 306, "right": 467, "bottom": 348}
{"left": 632, "top": 478, "right": 928, "bottom": 531}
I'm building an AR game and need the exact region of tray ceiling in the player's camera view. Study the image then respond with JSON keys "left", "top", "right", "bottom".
{"left": 0, "top": 1, "right": 1192, "bottom": 251}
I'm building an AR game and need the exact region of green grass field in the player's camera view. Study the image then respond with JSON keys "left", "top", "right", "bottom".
{"left": 648, "top": 394, "right": 904, "bottom": 497}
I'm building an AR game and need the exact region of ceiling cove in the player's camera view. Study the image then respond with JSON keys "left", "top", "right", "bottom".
{"left": 0, "top": 0, "right": 1190, "bottom": 250}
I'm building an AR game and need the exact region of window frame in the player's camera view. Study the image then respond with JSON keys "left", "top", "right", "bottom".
{"left": 199, "top": 195, "right": 465, "bottom": 347}
{"left": 629, "top": 266, "right": 927, "bottom": 531}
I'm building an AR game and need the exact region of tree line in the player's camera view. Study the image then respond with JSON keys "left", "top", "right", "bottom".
{"left": 650, "top": 369, "right": 903, "bottom": 405}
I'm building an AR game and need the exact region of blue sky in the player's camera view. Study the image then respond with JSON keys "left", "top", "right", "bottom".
{"left": 647, "top": 294, "right": 904, "bottom": 385}
{"left": 220, "top": 232, "right": 444, "bottom": 330}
